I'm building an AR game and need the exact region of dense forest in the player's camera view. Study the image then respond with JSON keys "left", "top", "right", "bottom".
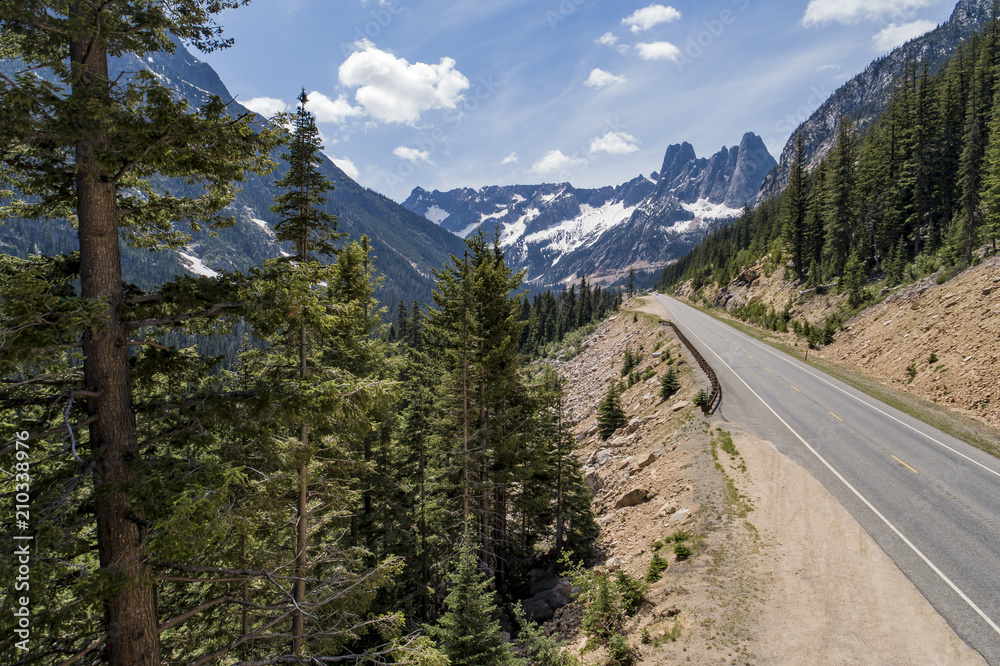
{"left": 0, "top": 3, "right": 626, "bottom": 664}
{"left": 658, "top": 11, "right": 1000, "bottom": 306}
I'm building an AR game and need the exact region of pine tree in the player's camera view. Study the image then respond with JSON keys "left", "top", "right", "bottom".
{"left": 823, "top": 119, "right": 856, "bottom": 277}
{"left": 626, "top": 267, "right": 636, "bottom": 297}
{"left": 980, "top": 82, "right": 1000, "bottom": 251}
{"left": 0, "top": 4, "right": 277, "bottom": 662}
{"left": 660, "top": 367, "right": 680, "bottom": 400}
{"left": 428, "top": 526, "right": 518, "bottom": 666}
{"left": 597, "top": 383, "right": 628, "bottom": 440}
{"left": 782, "top": 134, "right": 809, "bottom": 280}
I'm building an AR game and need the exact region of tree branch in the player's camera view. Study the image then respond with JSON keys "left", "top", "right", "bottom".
{"left": 125, "top": 302, "right": 242, "bottom": 328}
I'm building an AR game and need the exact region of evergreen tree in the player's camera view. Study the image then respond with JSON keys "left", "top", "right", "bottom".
{"left": 660, "top": 367, "right": 680, "bottom": 401}
{"left": 428, "top": 526, "right": 518, "bottom": 666}
{"left": 980, "top": 83, "right": 1000, "bottom": 251}
{"left": 597, "top": 383, "right": 628, "bottom": 440}
{"left": 626, "top": 267, "right": 636, "bottom": 298}
{"left": 782, "top": 134, "right": 810, "bottom": 280}
{"left": 823, "top": 119, "right": 857, "bottom": 276}
{"left": 0, "top": 4, "right": 277, "bottom": 662}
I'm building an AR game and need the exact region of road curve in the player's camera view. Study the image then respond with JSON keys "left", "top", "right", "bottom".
{"left": 652, "top": 293, "right": 1000, "bottom": 664}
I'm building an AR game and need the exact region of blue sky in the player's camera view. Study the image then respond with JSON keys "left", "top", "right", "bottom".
{"left": 200, "top": 0, "right": 957, "bottom": 202}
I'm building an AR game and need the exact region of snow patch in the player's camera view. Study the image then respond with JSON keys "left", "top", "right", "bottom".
{"left": 424, "top": 205, "right": 450, "bottom": 224}
{"left": 178, "top": 250, "right": 219, "bottom": 278}
{"left": 250, "top": 218, "right": 274, "bottom": 236}
{"left": 499, "top": 208, "right": 542, "bottom": 247}
{"left": 681, "top": 199, "right": 743, "bottom": 220}
{"left": 457, "top": 221, "right": 481, "bottom": 239}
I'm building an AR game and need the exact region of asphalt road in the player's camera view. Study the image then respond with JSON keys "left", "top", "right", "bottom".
{"left": 652, "top": 293, "right": 1000, "bottom": 664}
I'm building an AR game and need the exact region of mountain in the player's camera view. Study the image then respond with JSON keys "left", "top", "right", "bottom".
{"left": 758, "top": 0, "right": 995, "bottom": 201}
{"left": 0, "top": 41, "right": 466, "bottom": 309}
{"left": 404, "top": 133, "right": 775, "bottom": 287}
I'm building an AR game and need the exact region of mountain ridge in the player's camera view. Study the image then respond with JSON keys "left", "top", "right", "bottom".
{"left": 758, "top": 0, "right": 996, "bottom": 201}
{"left": 405, "top": 133, "right": 775, "bottom": 287}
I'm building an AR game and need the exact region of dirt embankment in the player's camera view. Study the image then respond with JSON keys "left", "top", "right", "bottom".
{"left": 680, "top": 252, "right": 1000, "bottom": 430}
{"left": 546, "top": 301, "right": 984, "bottom": 664}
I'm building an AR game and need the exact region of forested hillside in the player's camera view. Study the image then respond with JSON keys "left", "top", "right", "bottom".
{"left": 659, "top": 13, "right": 1000, "bottom": 305}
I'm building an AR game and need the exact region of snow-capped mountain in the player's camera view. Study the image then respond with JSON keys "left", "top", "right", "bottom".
{"left": 404, "top": 132, "right": 775, "bottom": 286}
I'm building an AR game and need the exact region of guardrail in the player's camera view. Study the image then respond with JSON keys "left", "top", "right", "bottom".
{"left": 661, "top": 320, "right": 720, "bottom": 414}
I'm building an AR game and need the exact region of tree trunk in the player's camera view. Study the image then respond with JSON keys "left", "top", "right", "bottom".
{"left": 72, "top": 23, "right": 161, "bottom": 666}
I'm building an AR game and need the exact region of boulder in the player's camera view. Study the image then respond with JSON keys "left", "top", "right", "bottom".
{"left": 655, "top": 501, "right": 679, "bottom": 518}
{"left": 670, "top": 400, "right": 691, "bottom": 412}
{"left": 669, "top": 508, "right": 691, "bottom": 523}
{"left": 585, "top": 470, "right": 604, "bottom": 492}
{"left": 615, "top": 488, "right": 649, "bottom": 509}
{"left": 633, "top": 452, "right": 657, "bottom": 471}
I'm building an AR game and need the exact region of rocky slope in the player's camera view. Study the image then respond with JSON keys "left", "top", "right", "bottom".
{"left": 681, "top": 250, "right": 1000, "bottom": 433}
{"left": 404, "top": 134, "right": 775, "bottom": 288}
{"left": 758, "top": 0, "right": 996, "bottom": 201}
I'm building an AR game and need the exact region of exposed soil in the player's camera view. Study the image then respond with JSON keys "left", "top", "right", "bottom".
{"left": 546, "top": 301, "right": 986, "bottom": 664}
{"left": 680, "top": 249, "right": 1000, "bottom": 432}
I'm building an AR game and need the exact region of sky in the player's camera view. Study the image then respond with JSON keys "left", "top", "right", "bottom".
{"left": 199, "top": 0, "right": 958, "bottom": 203}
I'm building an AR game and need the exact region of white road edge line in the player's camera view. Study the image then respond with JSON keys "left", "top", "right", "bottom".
{"left": 658, "top": 295, "right": 1000, "bottom": 639}
{"left": 696, "top": 303, "right": 1000, "bottom": 481}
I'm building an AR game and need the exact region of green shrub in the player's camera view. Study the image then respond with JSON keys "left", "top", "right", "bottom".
{"left": 645, "top": 553, "right": 669, "bottom": 583}
{"left": 928, "top": 351, "right": 938, "bottom": 364}
{"left": 906, "top": 361, "right": 918, "bottom": 381}
{"left": 667, "top": 529, "right": 691, "bottom": 543}
{"left": 673, "top": 543, "right": 692, "bottom": 560}
{"left": 615, "top": 570, "right": 645, "bottom": 614}
{"left": 607, "top": 633, "right": 633, "bottom": 665}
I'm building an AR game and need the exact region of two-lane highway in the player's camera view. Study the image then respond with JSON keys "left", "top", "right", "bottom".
{"left": 652, "top": 293, "right": 1000, "bottom": 663}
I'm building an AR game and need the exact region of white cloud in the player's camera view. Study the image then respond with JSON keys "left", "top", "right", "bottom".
{"left": 330, "top": 155, "right": 359, "bottom": 180}
{"left": 636, "top": 42, "right": 682, "bottom": 61}
{"left": 306, "top": 91, "right": 364, "bottom": 124}
{"left": 872, "top": 20, "right": 937, "bottom": 51}
{"left": 339, "top": 40, "right": 470, "bottom": 125}
{"left": 393, "top": 146, "right": 433, "bottom": 164}
{"left": 596, "top": 32, "right": 619, "bottom": 46}
{"left": 622, "top": 4, "right": 682, "bottom": 33}
{"left": 585, "top": 68, "right": 626, "bottom": 88}
{"left": 530, "top": 150, "right": 587, "bottom": 175}
{"left": 803, "top": 0, "right": 936, "bottom": 26}
{"left": 243, "top": 97, "right": 288, "bottom": 117}
{"left": 500, "top": 152, "right": 519, "bottom": 165}
{"left": 589, "top": 131, "right": 640, "bottom": 155}
{"left": 816, "top": 64, "right": 841, "bottom": 72}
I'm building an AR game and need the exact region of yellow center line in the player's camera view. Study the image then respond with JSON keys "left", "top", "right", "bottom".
{"left": 791, "top": 385, "right": 800, "bottom": 392}
{"left": 767, "top": 368, "right": 773, "bottom": 373}
{"left": 829, "top": 411, "right": 844, "bottom": 422}
{"left": 892, "top": 455, "right": 919, "bottom": 475}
